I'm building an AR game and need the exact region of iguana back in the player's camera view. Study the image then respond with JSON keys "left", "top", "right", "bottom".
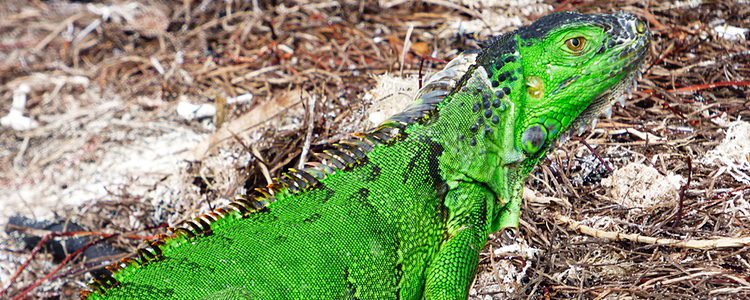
{"left": 85, "top": 11, "right": 650, "bottom": 300}
{"left": 104, "top": 138, "right": 449, "bottom": 299}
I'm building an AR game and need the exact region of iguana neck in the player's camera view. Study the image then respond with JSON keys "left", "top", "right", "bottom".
{"left": 418, "top": 33, "right": 529, "bottom": 206}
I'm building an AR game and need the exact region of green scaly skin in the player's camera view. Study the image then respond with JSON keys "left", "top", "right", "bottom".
{"left": 85, "top": 12, "right": 650, "bottom": 300}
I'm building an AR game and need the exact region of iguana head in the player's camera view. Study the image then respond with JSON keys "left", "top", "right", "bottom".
{"left": 505, "top": 12, "right": 650, "bottom": 159}
{"left": 458, "top": 12, "right": 649, "bottom": 226}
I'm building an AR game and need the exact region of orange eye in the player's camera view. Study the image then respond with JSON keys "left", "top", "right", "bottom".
{"left": 565, "top": 37, "right": 586, "bottom": 53}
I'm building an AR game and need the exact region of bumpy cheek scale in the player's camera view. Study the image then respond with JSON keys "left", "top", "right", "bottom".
{"left": 526, "top": 76, "right": 545, "bottom": 99}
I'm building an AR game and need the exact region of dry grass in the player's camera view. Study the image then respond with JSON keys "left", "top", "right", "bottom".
{"left": 1, "top": 0, "right": 748, "bottom": 299}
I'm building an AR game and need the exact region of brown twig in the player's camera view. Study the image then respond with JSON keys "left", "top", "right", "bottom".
{"left": 672, "top": 157, "right": 692, "bottom": 227}
{"left": 712, "top": 185, "right": 750, "bottom": 200}
{"left": 554, "top": 212, "right": 750, "bottom": 250}
{"left": 2, "top": 223, "right": 167, "bottom": 299}
{"left": 0, "top": 234, "right": 53, "bottom": 298}
{"left": 9, "top": 234, "right": 116, "bottom": 300}
{"left": 418, "top": 55, "right": 448, "bottom": 89}
{"left": 667, "top": 80, "right": 750, "bottom": 93}
{"left": 578, "top": 139, "right": 613, "bottom": 173}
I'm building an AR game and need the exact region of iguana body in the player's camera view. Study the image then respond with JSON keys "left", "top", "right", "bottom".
{"left": 85, "top": 12, "right": 649, "bottom": 300}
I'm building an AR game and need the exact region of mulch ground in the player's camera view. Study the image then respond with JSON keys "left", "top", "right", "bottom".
{"left": 1, "top": 0, "right": 749, "bottom": 299}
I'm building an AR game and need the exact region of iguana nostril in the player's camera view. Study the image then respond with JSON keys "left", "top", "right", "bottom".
{"left": 520, "top": 124, "right": 548, "bottom": 154}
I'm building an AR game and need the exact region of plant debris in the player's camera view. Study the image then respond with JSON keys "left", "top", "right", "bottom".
{"left": 1, "top": 0, "right": 749, "bottom": 299}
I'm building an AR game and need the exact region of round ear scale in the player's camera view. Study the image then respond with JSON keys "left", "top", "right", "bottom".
{"left": 520, "top": 124, "right": 548, "bottom": 154}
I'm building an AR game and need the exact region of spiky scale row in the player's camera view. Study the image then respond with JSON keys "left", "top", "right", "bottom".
{"left": 86, "top": 238, "right": 168, "bottom": 296}
{"left": 84, "top": 137, "right": 391, "bottom": 297}
{"left": 85, "top": 188, "right": 282, "bottom": 295}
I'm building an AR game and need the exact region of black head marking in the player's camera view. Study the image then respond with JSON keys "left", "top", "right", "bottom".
{"left": 518, "top": 12, "right": 590, "bottom": 40}
{"left": 353, "top": 188, "right": 375, "bottom": 211}
{"left": 492, "top": 99, "right": 501, "bottom": 108}
{"left": 518, "top": 12, "right": 641, "bottom": 46}
{"left": 498, "top": 72, "right": 510, "bottom": 82}
{"left": 495, "top": 61, "right": 504, "bottom": 70}
{"left": 469, "top": 124, "right": 478, "bottom": 133}
{"left": 477, "top": 31, "right": 517, "bottom": 75}
{"left": 495, "top": 90, "right": 505, "bottom": 99}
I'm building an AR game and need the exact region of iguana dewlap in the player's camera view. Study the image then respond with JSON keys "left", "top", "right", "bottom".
{"left": 84, "top": 12, "right": 650, "bottom": 300}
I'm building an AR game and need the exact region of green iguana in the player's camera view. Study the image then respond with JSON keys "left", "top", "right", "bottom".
{"left": 83, "top": 11, "right": 650, "bottom": 300}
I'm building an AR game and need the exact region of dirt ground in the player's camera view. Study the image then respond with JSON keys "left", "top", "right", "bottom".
{"left": 1, "top": 0, "right": 749, "bottom": 299}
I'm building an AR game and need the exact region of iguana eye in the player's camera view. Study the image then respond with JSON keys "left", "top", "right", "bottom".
{"left": 636, "top": 20, "right": 647, "bottom": 34}
{"left": 564, "top": 37, "right": 586, "bottom": 53}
